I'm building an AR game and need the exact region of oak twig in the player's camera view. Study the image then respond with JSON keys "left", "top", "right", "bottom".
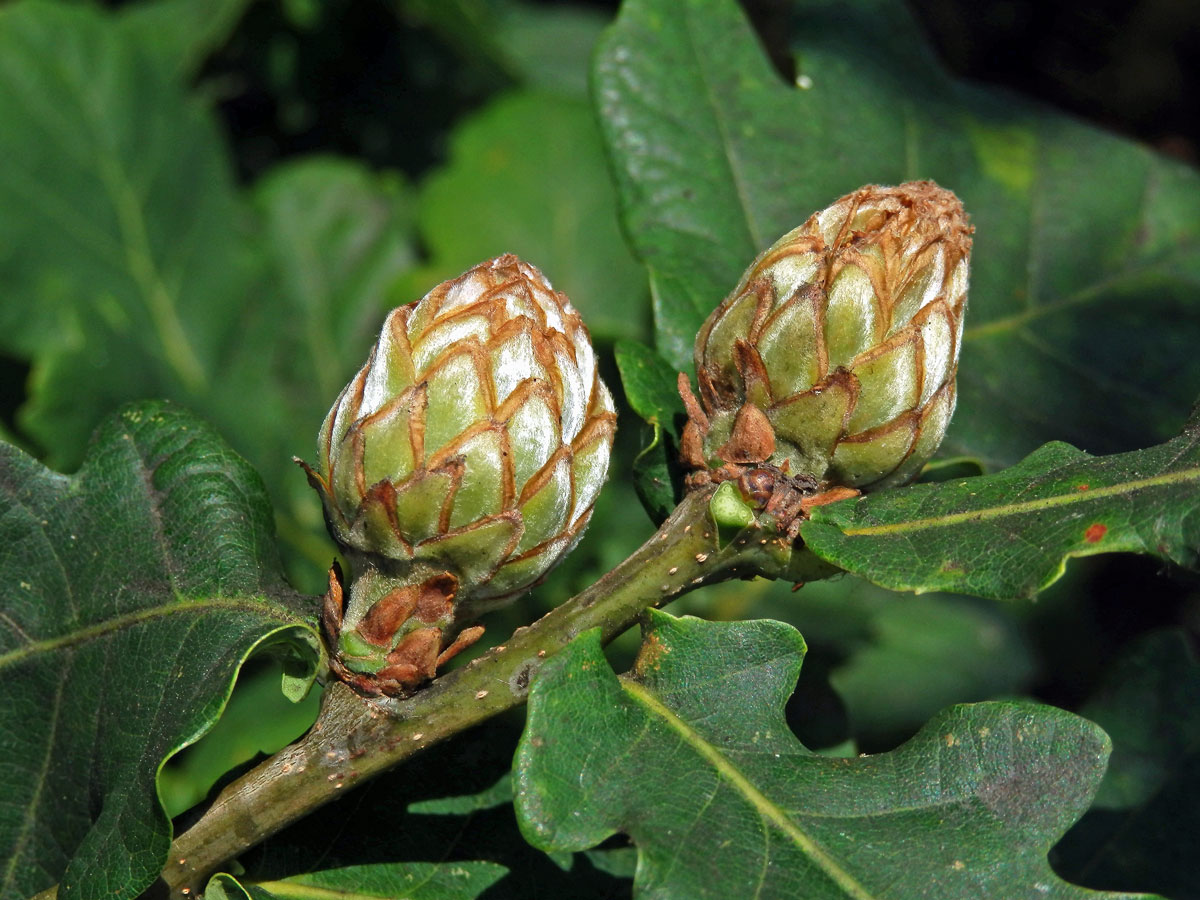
{"left": 162, "top": 486, "right": 808, "bottom": 896}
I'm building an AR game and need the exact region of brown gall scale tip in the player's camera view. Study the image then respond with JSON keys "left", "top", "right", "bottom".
{"left": 303, "top": 255, "right": 616, "bottom": 697}
{"left": 680, "top": 181, "right": 972, "bottom": 530}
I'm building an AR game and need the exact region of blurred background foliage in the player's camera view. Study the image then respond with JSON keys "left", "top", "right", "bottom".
{"left": 0, "top": 0, "right": 1197, "bottom": 894}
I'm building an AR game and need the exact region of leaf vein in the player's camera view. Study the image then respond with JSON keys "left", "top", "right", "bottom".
{"left": 619, "top": 678, "right": 875, "bottom": 900}
{"left": 680, "top": 2, "right": 763, "bottom": 252}
{"left": 832, "top": 465, "right": 1200, "bottom": 537}
{"left": 0, "top": 597, "right": 303, "bottom": 671}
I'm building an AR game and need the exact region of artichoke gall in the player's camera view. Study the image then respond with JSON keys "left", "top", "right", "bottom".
{"left": 683, "top": 181, "right": 971, "bottom": 499}
{"left": 301, "top": 255, "right": 616, "bottom": 695}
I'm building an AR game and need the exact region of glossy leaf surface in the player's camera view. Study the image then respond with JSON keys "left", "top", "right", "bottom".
{"left": 0, "top": 402, "right": 319, "bottom": 900}
{"left": 596, "top": 0, "right": 1200, "bottom": 470}
{"left": 801, "top": 410, "right": 1200, "bottom": 599}
{"left": 516, "top": 611, "right": 1140, "bottom": 899}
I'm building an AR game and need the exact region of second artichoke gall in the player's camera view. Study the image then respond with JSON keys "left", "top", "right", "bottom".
{"left": 681, "top": 181, "right": 972, "bottom": 503}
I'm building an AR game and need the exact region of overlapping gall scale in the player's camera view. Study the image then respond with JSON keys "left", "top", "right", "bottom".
{"left": 684, "top": 181, "right": 972, "bottom": 493}
{"left": 312, "top": 254, "right": 616, "bottom": 609}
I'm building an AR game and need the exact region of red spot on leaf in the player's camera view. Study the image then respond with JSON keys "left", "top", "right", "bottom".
{"left": 1075, "top": 483, "right": 1089, "bottom": 491}
{"left": 1084, "top": 523, "right": 1107, "bottom": 543}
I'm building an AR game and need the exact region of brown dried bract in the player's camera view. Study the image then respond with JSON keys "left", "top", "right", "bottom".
{"left": 320, "top": 564, "right": 484, "bottom": 698}
{"left": 320, "top": 561, "right": 346, "bottom": 652}
{"left": 678, "top": 370, "right": 863, "bottom": 539}
{"left": 717, "top": 402, "right": 775, "bottom": 463}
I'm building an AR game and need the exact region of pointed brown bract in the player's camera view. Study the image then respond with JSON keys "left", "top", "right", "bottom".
{"left": 730, "top": 339, "right": 771, "bottom": 407}
{"left": 320, "top": 562, "right": 345, "bottom": 651}
{"left": 677, "top": 372, "right": 709, "bottom": 432}
{"left": 373, "top": 661, "right": 420, "bottom": 688}
{"left": 436, "top": 625, "right": 486, "bottom": 668}
{"left": 717, "top": 402, "right": 775, "bottom": 464}
{"left": 798, "top": 486, "right": 861, "bottom": 515}
{"left": 415, "top": 572, "right": 458, "bottom": 624}
{"left": 380, "top": 627, "right": 442, "bottom": 684}
{"left": 679, "top": 420, "right": 707, "bottom": 469}
{"left": 294, "top": 456, "right": 328, "bottom": 495}
{"left": 357, "top": 586, "right": 421, "bottom": 647}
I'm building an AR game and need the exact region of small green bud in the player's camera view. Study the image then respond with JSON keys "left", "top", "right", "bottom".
{"left": 683, "top": 181, "right": 971, "bottom": 493}
{"left": 710, "top": 480, "right": 756, "bottom": 545}
{"left": 300, "top": 255, "right": 616, "bottom": 695}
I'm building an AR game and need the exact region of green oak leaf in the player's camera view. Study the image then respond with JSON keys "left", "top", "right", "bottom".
{"left": 615, "top": 339, "right": 687, "bottom": 519}
{"left": 614, "top": 339, "right": 684, "bottom": 430}
{"left": 405, "top": 90, "right": 649, "bottom": 343}
{"left": 407, "top": 773, "right": 513, "bottom": 816}
{"left": 398, "top": 0, "right": 608, "bottom": 98}
{"left": 829, "top": 593, "right": 1036, "bottom": 747}
{"left": 593, "top": 0, "right": 1200, "bottom": 470}
{"left": 675, "top": 572, "right": 1036, "bottom": 751}
{"left": 206, "top": 874, "right": 274, "bottom": 900}
{"left": 0, "top": 0, "right": 257, "bottom": 439}
{"left": 117, "top": 0, "right": 253, "bottom": 78}
{"left": 800, "top": 406, "right": 1200, "bottom": 600}
{"left": 206, "top": 862, "right": 508, "bottom": 900}
{"left": 1053, "top": 630, "right": 1200, "bottom": 899}
{"left": 0, "top": 401, "right": 319, "bottom": 900}
{"left": 515, "top": 610, "right": 1151, "bottom": 899}
{"left": 0, "top": 2, "right": 419, "bottom": 588}
{"left": 627, "top": 424, "right": 680, "bottom": 525}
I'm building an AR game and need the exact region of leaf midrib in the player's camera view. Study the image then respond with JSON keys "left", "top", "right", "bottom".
{"left": 0, "top": 596, "right": 305, "bottom": 671}
{"left": 964, "top": 246, "right": 1200, "bottom": 342}
{"left": 679, "top": 0, "right": 763, "bottom": 253}
{"left": 95, "top": 125, "right": 209, "bottom": 394}
{"left": 0, "top": 11, "right": 209, "bottom": 393}
{"left": 619, "top": 677, "right": 875, "bottom": 900}
{"left": 821, "top": 464, "right": 1200, "bottom": 537}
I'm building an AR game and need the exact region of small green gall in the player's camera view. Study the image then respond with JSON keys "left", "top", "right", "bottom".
{"left": 710, "top": 480, "right": 755, "bottom": 525}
